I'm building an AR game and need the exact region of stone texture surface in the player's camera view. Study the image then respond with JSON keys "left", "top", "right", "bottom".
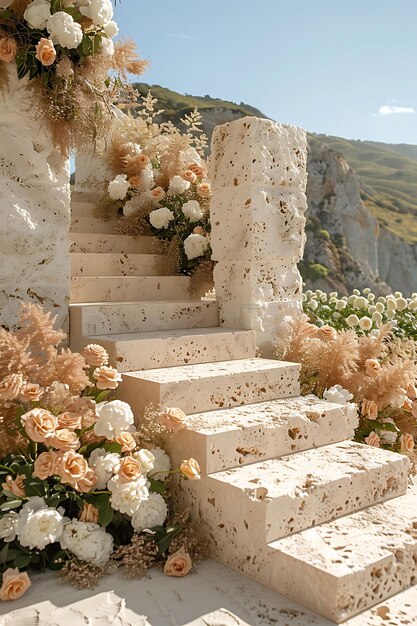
{"left": 71, "top": 252, "right": 163, "bottom": 277}
{"left": 209, "top": 117, "right": 307, "bottom": 355}
{"left": 70, "top": 215, "right": 118, "bottom": 234}
{"left": 118, "top": 358, "right": 300, "bottom": 416}
{"left": 169, "top": 396, "right": 358, "bottom": 474}
{"left": 70, "top": 232, "right": 156, "bottom": 254}
{"left": 71, "top": 275, "right": 193, "bottom": 303}
{"left": 71, "top": 328, "right": 256, "bottom": 372}
{"left": 0, "top": 66, "right": 71, "bottom": 330}
{"left": 70, "top": 300, "right": 219, "bottom": 337}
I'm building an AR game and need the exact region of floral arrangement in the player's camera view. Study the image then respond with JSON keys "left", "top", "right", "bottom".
{"left": 280, "top": 307, "right": 417, "bottom": 459}
{"left": 0, "top": 303, "right": 202, "bottom": 602}
{"left": 99, "top": 92, "right": 212, "bottom": 277}
{"left": 0, "top": 0, "right": 147, "bottom": 152}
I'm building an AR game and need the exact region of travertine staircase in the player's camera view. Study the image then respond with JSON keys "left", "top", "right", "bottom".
{"left": 69, "top": 192, "right": 417, "bottom": 624}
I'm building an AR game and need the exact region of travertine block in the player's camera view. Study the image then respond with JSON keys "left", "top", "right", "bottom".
{"left": 169, "top": 396, "right": 357, "bottom": 473}
{"left": 71, "top": 253, "right": 162, "bottom": 277}
{"left": 118, "top": 358, "right": 300, "bottom": 416}
{"left": 70, "top": 275, "right": 192, "bottom": 303}
{"left": 214, "top": 262, "right": 302, "bottom": 303}
{"left": 70, "top": 216, "right": 119, "bottom": 234}
{"left": 69, "top": 300, "right": 219, "bottom": 337}
{"left": 70, "top": 233, "right": 157, "bottom": 254}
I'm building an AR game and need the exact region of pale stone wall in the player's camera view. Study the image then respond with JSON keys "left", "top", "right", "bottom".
{"left": 0, "top": 66, "right": 71, "bottom": 330}
{"left": 209, "top": 117, "right": 308, "bottom": 355}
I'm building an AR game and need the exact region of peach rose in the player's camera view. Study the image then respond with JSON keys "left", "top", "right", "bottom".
{"left": 180, "top": 458, "right": 201, "bottom": 481}
{"left": 193, "top": 226, "right": 204, "bottom": 235}
{"left": 56, "top": 450, "right": 89, "bottom": 487}
{"left": 137, "top": 154, "right": 150, "bottom": 166}
{"left": 164, "top": 546, "right": 192, "bottom": 577}
{"left": 187, "top": 163, "right": 206, "bottom": 177}
{"left": 116, "top": 431, "right": 136, "bottom": 452}
{"left": 76, "top": 468, "right": 98, "bottom": 493}
{"left": 57, "top": 412, "right": 82, "bottom": 431}
{"left": 197, "top": 182, "right": 212, "bottom": 199}
{"left": 49, "top": 429, "right": 80, "bottom": 452}
{"left": 35, "top": 38, "right": 56, "bottom": 67}
{"left": 82, "top": 344, "right": 109, "bottom": 367}
{"left": 181, "top": 169, "right": 197, "bottom": 183}
{"left": 158, "top": 407, "right": 188, "bottom": 433}
{"left": 301, "top": 323, "right": 318, "bottom": 338}
{"left": 365, "top": 431, "right": 381, "bottom": 448}
{"left": 365, "top": 358, "right": 381, "bottom": 378}
{"left": 149, "top": 186, "right": 165, "bottom": 202}
{"left": 128, "top": 175, "right": 141, "bottom": 187}
{"left": 19, "top": 382, "right": 44, "bottom": 403}
{"left": 21, "top": 408, "right": 58, "bottom": 443}
{"left": 93, "top": 366, "right": 122, "bottom": 390}
{"left": 400, "top": 433, "right": 415, "bottom": 454}
{"left": 33, "top": 451, "right": 58, "bottom": 480}
{"left": 0, "top": 373, "right": 24, "bottom": 401}
{"left": 361, "top": 398, "right": 378, "bottom": 420}
{"left": 2, "top": 474, "right": 25, "bottom": 498}
{"left": 316, "top": 325, "right": 337, "bottom": 342}
{"left": 79, "top": 503, "right": 99, "bottom": 523}
{"left": 118, "top": 456, "right": 142, "bottom": 482}
{"left": 0, "top": 568, "right": 31, "bottom": 601}
{"left": 0, "top": 38, "right": 17, "bottom": 63}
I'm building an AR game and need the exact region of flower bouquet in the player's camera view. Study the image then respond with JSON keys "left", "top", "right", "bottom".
{"left": 99, "top": 93, "right": 213, "bottom": 277}
{"left": 0, "top": 303, "right": 202, "bottom": 602}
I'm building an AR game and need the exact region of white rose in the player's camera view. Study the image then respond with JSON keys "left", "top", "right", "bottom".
{"left": 131, "top": 493, "right": 168, "bottom": 533}
{"left": 79, "top": 0, "right": 113, "bottom": 25}
{"left": 108, "top": 174, "right": 130, "bottom": 200}
{"left": 108, "top": 474, "right": 149, "bottom": 516}
{"left": 149, "top": 447, "right": 171, "bottom": 481}
{"left": 103, "top": 20, "right": 119, "bottom": 38}
{"left": 133, "top": 449, "right": 155, "bottom": 474}
{"left": 183, "top": 233, "right": 209, "bottom": 260}
{"left": 100, "top": 36, "right": 114, "bottom": 56}
{"left": 94, "top": 400, "right": 135, "bottom": 439}
{"left": 323, "top": 385, "right": 353, "bottom": 405}
{"left": 47, "top": 12, "right": 83, "bottom": 49}
{"left": 24, "top": 0, "right": 51, "bottom": 29}
{"left": 182, "top": 200, "right": 204, "bottom": 222}
{"left": 149, "top": 207, "right": 174, "bottom": 230}
{"left": 60, "top": 520, "right": 113, "bottom": 566}
{"left": 168, "top": 175, "right": 190, "bottom": 196}
{"left": 17, "top": 498, "right": 64, "bottom": 550}
{"left": 88, "top": 448, "right": 121, "bottom": 489}
{"left": 0, "top": 512, "right": 18, "bottom": 543}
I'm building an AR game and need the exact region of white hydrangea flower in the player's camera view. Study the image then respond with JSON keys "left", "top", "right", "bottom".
{"left": 397, "top": 297, "right": 407, "bottom": 312}
{"left": 375, "top": 302, "right": 385, "bottom": 313}
{"left": 80, "top": 0, "right": 113, "bottom": 25}
{"left": 94, "top": 400, "right": 135, "bottom": 440}
{"left": 108, "top": 475, "right": 149, "bottom": 516}
{"left": 346, "top": 314, "right": 359, "bottom": 327}
{"left": 323, "top": 385, "right": 353, "bottom": 405}
{"left": 47, "top": 12, "right": 83, "bottom": 49}
{"left": 102, "top": 20, "right": 119, "bottom": 38}
{"left": 354, "top": 296, "right": 367, "bottom": 309}
{"left": 131, "top": 493, "right": 168, "bottom": 533}
{"left": 359, "top": 316, "right": 373, "bottom": 331}
{"left": 100, "top": 36, "right": 114, "bottom": 56}
{"left": 133, "top": 449, "right": 155, "bottom": 474}
{"left": 108, "top": 174, "right": 130, "bottom": 200}
{"left": 386, "top": 297, "right": 397, "bottom": 311}
{"left": 24, "top": 0, "right": 51, "bottom": 29}
{"left": 184, "top": 233, "right": 209, "bottom": 260}
{"left": 372, "top": 311, "right": 383, "bottom": 325}
{"left": 88, "top": 448, "right": 121, "bottom": 489}
{"left": 368, "top": 306, "right": 376, "bottom": 315}
{"left": 60, "top": 520, "right": 113, "bottom": 566}
{"left": 149, "top": 207, "right": 174, "bottom": 229}
{"left": 347, "top": 295, "right": 357, "bottom": 306}
{"left": 336, "top": 300, "right": 347, "bottom": 311}
{"left": 182, "top": 200, "right": 204, "bottom": 222}
{"left": 149, "top": 447, "right": 171, "bottom": 481}
{"left": 0, "top": 511, "right": 18, "bottom": 543}
{"left": 167, "top": 175, "right": 190, "bottom": 196}
{"left": 309, "top": 299, "right": 318, "bottom": 311}
{"left": 17, "top": 498, "right": 64, "bottom": 550}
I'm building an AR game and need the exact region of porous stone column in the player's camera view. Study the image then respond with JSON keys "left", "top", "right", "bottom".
{"left": 209, "top": 117, "right": 308, "bottom": 356}
{"left": 0, "top": 65, "right": 71, "bottom": 330}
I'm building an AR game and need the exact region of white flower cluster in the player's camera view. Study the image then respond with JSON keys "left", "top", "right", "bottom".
{"left": 94, "top": 400, "right": 135, "bottom": 439}
{"left": 60, "top": 519, "right": 113, "bottom": 565}
{"left": 0, "top": 498, "right": 64, "bottom": 551}
{"left": 183, "top": 233, "right": 209, "bottom": 260}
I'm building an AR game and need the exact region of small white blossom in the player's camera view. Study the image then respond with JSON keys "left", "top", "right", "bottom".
{"left": 346, "top": 314, "right": 359, "bottom": 327}
{"left": 323, "top": 385, "right": 353, "bottom": 405}
{"left": 168, "top": 175, "right": 190, "bottom": 196}
{"left": 108, "top": 174, "right": 130, "bottom": 200}
{"left": 131, "top": 493, "right": 168, "bottom": 533}
{"left": 397, "top": 297, "right": 407, "bottom": 312}
{"left": 100, "top": 36, "right": 114, "bottom": 56}
{"left": 375, "top": 302, "right": 385, "bottom": 313}
{"left": 309, "top": 300, "right": 318, "bottom": 311}
{"left": 359, "top": 316, "right": 373, "bottom": 331}
{"left": 372, "top": 311, "right": 383, "bottom": 325}
{"left": 354, "top": 296, "right": 367, "bottom": 309}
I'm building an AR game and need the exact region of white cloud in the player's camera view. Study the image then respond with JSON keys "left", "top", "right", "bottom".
{"left": 377, "top": 105, "right": 415, "bottom": 116}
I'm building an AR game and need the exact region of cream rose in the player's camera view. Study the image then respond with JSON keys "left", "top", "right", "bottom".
{"left": 93, "top": 365, "right": 122, "bottom": 390}
{"left": 317, "top": 325, "right": 337, "bottom": 342}
{"left": 400, "top": 433, "right": 415, "bottom": 454}
{"left": 35, "top": 38, "right": 56, "bottom": 66}
{"left": 364, "top": 431, "right": 381, "bottom": 448}
{"left": 19, "top": 382, "right": 44, "bottom": 403}
{"left": 2, "top": 474, "right": 25, "bottom": 498}
{"left": 197, "top": 182, "right": 212, "bottom": 198}
{"left": 133, "top": 449, "right": 155, "bottom": 474}
{"left": 108, "top": 474, "right": 149, "bottom": 516}
{"left": 181, "top": 169, "right": 197, "bottom": 183}
{"left": 164, "top": 546, "right": 192, "bottom": 577}
{"left": 0, "top": 373, "right": 24, "bottom": 401}
{"left": 0, "top": 568, "right": 31, "bottom": 602}
{"left": 158, "top": 407, "right": 188, "bottom": 432}
{"left": 49, "top": 428, "right": 80, "bottom": 452}
{"left": 365, "top": 358, "right": 381, "bottom": 378}
{"left": 117, "top": 456, "right": 143, "bottom": 482}
{"left": 147, "top": 186, "right": 165, "bottom": 202}
{"left": 180, "top": 458, "right": 201, "bottom": 481}
{"left": 76, "top": 468, "right": 98, "bottom": 493}
{"left": 79, "top": 503, "right": 99, "bottom": 524}
{"left": 116, "top": 431, "right": 136, "bottom": 452}
{"left": 21, "top": 408, "right": 58, "bottom": 443}
{"left": 82, "top": 344, "right": 109, "bottom": 367}
{"left": 33, "top": 451, "right": 58, "bottom": 480}
{"left": 57, "top": 411, "right": 82, "bottom": 430}
{"left": 187, "top": 163, "right": 206, "bottom": 177}
{"left": 361, "top": 398, "right": 378, "bottom": 420}
{"left": 56, "top": 450, "right": 89, "bottom": 487}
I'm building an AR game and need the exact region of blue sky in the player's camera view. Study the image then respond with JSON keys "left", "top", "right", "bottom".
{"left": 114, "top": 0, "right": 417, "bottom": 144}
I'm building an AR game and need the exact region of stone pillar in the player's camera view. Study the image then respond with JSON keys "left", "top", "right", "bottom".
{"left": 0, "top": 66, "right": 71, "bottom": 330}
{"left": 209, "top": 117, "right": 307, "bottom": 356}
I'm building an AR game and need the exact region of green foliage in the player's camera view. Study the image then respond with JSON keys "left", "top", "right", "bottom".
{"left": 299, "top": 261, "right": 329, "bottom": 282}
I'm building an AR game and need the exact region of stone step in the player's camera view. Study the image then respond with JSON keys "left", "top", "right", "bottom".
{"left": 72, "top": 192, "right": 97, "bottom": 204}
{"left": 268, "top": 481, "right": 417, "bottom": 623}
{"left": 69, "top": 300, "right": 219, "bottom": 337}
{"left": 118, "top": 358, "right": 300, "bottom": 416}
{"left": 71, "top": 275, "right": 192, "bottom": 303}
{"left": 169, "top": 396, "right": 358, "bottom": 474}
{"left": 70, "top": 216, "right": 118, "bottom": 234}
{"left": 70, "top": 232, "right": 158, "bottom": 254}
{"left": 70, "top": 328, "right": 256, "bottom": 372}
{"left": 71, "top": 252, "right": 163, "bottom": 277}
